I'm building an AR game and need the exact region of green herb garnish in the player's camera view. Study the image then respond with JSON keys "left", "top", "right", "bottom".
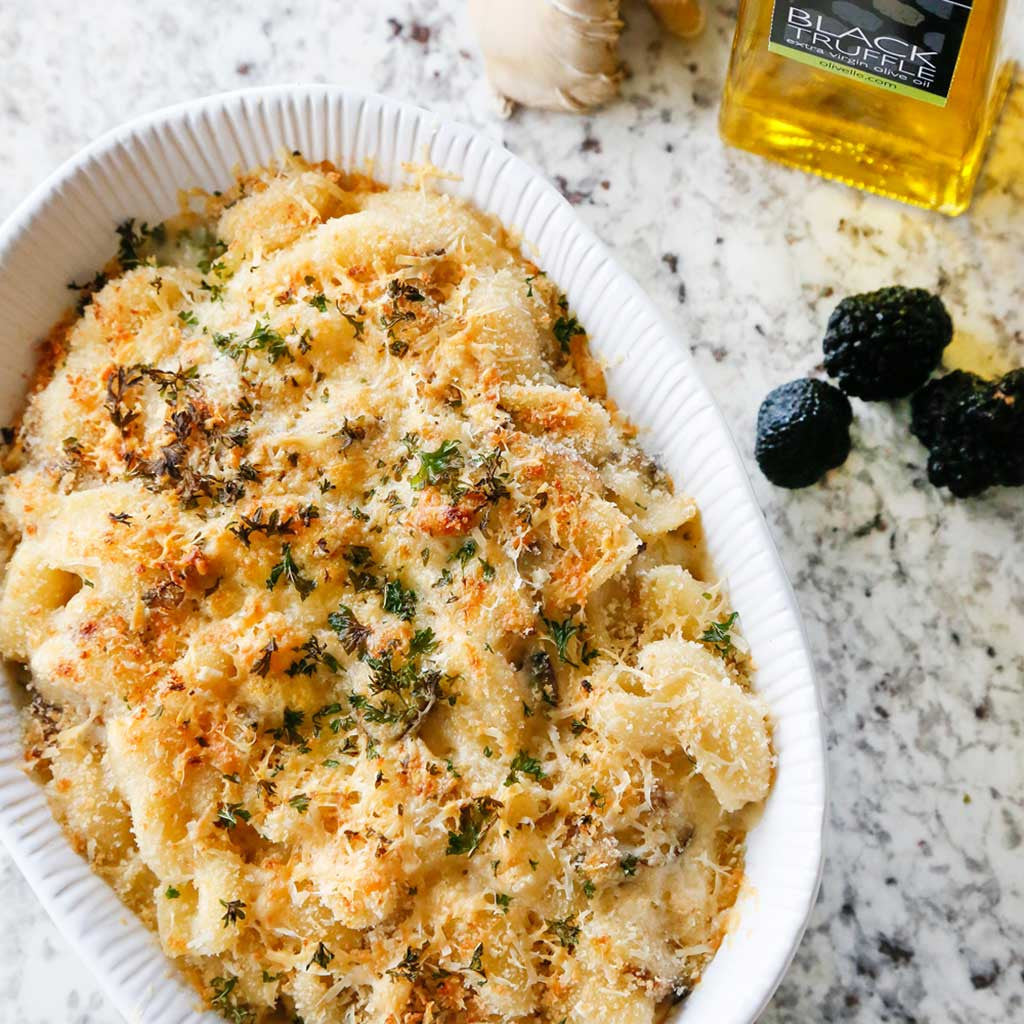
{"left": 381, "top": 577, "right": 417, "bottom": 620}
{"left": 553, "top": 315, "right": 584, "bottom": 352}
{"left": 307, "top": 941, "right": 334, "bottom": 970}
{"left": 213, "top": 320, "right": 290, "bottom": 365}
{"left": 386, "top": 947, "right": 421, "bottom": 982}
{"left": 285, "top": 635, "right": 340, "bottom": 677}
{"left": 700, "top": 611, "right": 739, "bottom": 656}
{"left": 266, "top": 543, "right": 316, "bottom": 600}
{"left": 219, "top": 898, "right": 247, "bottom": 927}
{"left": 410, "top": 439, "right": 463, "bottom": 489}
{"left": 327, "top": 604, "right": 371, "bottom": 654}
{"left": 446, "top": 796, "right": 502, "bottom": 856}
{"left": 547, "top": 917, "right": 580, "bottom": 951}
{"left": 504, "top": 750, "right": 546, "bottom": 787}
{"left": 214, "top": 802, "right": 251, "bottom": 830}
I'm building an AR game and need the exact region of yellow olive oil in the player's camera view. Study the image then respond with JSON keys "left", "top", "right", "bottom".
{"left": 720, "top": 1, "right": 1016, "bottom": 214}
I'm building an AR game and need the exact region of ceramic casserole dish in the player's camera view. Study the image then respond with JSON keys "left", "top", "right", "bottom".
{"left": 0, "top": 86, "right": 826, "bottom": 1024}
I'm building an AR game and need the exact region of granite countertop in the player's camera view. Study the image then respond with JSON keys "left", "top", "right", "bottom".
{"left": 1, "top": 2, "right": 1021, "bottom": 1022}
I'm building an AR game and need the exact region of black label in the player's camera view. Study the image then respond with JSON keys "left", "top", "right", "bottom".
{"left": 769, "top": 0, "right": 973, "bottom": 106}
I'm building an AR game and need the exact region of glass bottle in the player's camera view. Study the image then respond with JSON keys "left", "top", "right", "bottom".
{"left": 719, "top": 1, "right": 1016, "bottom": 215}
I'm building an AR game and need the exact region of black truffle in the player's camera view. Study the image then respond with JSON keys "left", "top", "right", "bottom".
{"left": 755, "top": 379, "right": 853, "bottom": 489}
{"left": 823, "top": 286, "right": 953, "bottom": 400}
{"left": 910, "top": 369, "right": 1024, "bottom": 497}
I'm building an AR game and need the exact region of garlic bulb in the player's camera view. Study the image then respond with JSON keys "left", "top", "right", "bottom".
{"left": 468, "top": 0, "right": 704, "bottom": 112}
{"left": 467, "top": 0, "right": 623, "bottom": 113}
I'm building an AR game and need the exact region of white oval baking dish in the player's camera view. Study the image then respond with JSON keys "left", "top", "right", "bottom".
{"left": 0, "top": 86, "right": 826, "bottom": 1024}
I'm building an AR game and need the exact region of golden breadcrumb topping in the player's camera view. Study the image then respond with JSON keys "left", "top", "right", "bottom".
{"left": 0, "top": 156, "right": 772, "bottom": 1024}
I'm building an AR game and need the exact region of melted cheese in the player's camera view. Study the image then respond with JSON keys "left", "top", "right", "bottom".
{"left": 0, "top": 156, "right": 773, "bottom": 1024}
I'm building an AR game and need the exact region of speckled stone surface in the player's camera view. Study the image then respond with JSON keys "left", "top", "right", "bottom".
{"left": 0, "top": 2, "right": 1022, "bottom": 1022}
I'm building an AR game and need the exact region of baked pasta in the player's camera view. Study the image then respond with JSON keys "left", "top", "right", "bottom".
{"left": 0, "top": 156, "right": 773, "bottom": 1024}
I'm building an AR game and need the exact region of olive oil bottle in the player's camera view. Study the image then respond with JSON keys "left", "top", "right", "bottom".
{"left": 719, "top": 1, "right": 1016, "bottom": 214}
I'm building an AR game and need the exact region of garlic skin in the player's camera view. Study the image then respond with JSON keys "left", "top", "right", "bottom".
{"left": 467, "top": 0, "right": 623, "bottom": 112}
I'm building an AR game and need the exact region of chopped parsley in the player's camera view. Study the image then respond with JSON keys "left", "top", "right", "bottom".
{"left": 409, "top": 627, "right": 438, "bottom": 657}
{"left": 165, "top": 886, "right": 180, "bottom": 899}
{"left": 700, "top": 611, "right": 740, "bottom": 656}
{"left": 446, "top": 796, "right": 502, "bottom": 856}
{"left": 494, "top": 892, "right": 512, "bottom": 914}
{"left": 327, "top": 604, "right": 371, "bottom": 654}
{"left": 344, "top": 545, "right": 378, "bottom": 592}
{"left": 214, "top": 802, "right": 251, "bottom": 830}
{"left": 469, "top": 448, "right": 511, "bottom": 503}
{"left": 343, "top": 311, "right": 365, "bottom": 338}
{"left": 450, "top": 538, "right": 478, "bottom": 571}
{"left": 266, "top": 543, "right": 316, "bottom": 600}
{"left": 285, "top": 635, "right": 340, "bottom": 677}
{"left": 381, "top": 577, "right": 417, "bottom": 620}
{"left": 386, "top": 946, "right": 421, "bottom": 982}
{"left": 504, "top": 750, "right": 546, "bottom": 787}
{"left": 547, "top": 916, "right": 580, "bottom": 951}
{"left": 553, "top": 314, "right": 585, "bottom": 352}
{"left": 275, "top": 707, "right": 307, "bottom": 746}
{"left": 115, "top": 218, "right": 164, "bottom": 269}
{"left": 335, "top": 417, "right": 367, "bottom": 452}
{"left": 213, "top": 320, "right": 290, "bottom": 366}
{"left": 410, "top": 439, "right": 463, "bottom": 489}
{"left": 308, "top": 292, "right": 328, "bottom": 312}
{"left": 289, "top": 792, "right": 311, "bottom": 814}
{"left": 620, "top": 854, "right": 639, "bottom": 877}
{"left": 104, "top": 365, "right": 143, "bottom": 434}
{"left": 311, "top": 703, "right": 345, "bottom": 737}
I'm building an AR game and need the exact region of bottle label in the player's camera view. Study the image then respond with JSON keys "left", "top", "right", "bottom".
{"left": 768, "top": 1, "right": 973, "bottom": 107}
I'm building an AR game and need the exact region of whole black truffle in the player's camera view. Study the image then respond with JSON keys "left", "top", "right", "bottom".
{"left": 823, "top": 286, "right": 953, "bottom": 400}
{"left": 755, "top": 379, "right": 853, "bottom": 489}
{"left": 910, "top": 368, "right": 1024, "bottom": 497}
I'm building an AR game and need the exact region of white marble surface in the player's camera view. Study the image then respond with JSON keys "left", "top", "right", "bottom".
{"left": 1, "top": 1, "right": 1022, "bottom": 1022}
